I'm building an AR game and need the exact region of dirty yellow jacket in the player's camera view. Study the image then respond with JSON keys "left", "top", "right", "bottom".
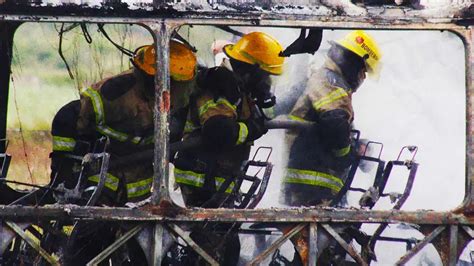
{"left": 77, "top": 69, "right": 155, "bottom": 203}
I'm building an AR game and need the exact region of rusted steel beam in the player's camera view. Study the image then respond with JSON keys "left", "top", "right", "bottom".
{"left": 0, "top": 1, "right": 471, "bottom": 23}
{"left": 308, "top": 222, "right": 318, "bottom": 266}
{"left": 0, "top": 22, "right": 19, "bottom": 153}
{"left": 321, "top": 224, "right": 367, "bottom": 266}
{"left": 152, "top": 224, "right": 166, "bottom": 266}
{"left": 419, "top": 224, "right": 470, "bottom": 266}
{"left": 150, "top": 20, "right": 171, "bottom": 205}
{"left": 149, "top": 21, "right": 175, "bottom": 266}
{"left": 449, "top": 225, "right": 459, "bottom": 266}
{"left": 248, "top": 223, "right": 306, "bottom": 265}
{"left": 3, "top": 206, "right": 474, "bottom": 224}
{"left": 5, "top": 221, "right": 59, "bottom": 265}
{"left": 463, "top": 27, "right": 474, "bottom": 211}
{"left": 167, "top": 223, "right": 219, "bottom": 266}
{"left": 462, "top": 225, "right": 474, "bottom": 238}
{"left": 0, "top": 14, "right": 469, "bottom": 31}
{"left": 86, "top": 224, "right": 144, "bottom": 266}
{"left": 395, "top": 225, "right": 446, "bottom": 265}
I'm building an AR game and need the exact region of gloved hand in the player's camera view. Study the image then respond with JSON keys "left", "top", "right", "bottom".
{"left": 245, "top": 117, "right": 268, "bottom": 142}
{"left": 251, "top": 76, "right": 275, "bottom": 108}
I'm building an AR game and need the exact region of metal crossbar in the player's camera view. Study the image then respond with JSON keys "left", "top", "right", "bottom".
{"left": 86, "top": 224, "right": 145, "bottom": 266}
{"left": 248, "top": 223, "right": 306, "bottom": 265}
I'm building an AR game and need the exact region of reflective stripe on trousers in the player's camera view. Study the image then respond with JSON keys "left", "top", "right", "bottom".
{"left": 88, "top": 173, "right": 152, "bottom": 199}
{"left": 126, "top": 178, "right": 153, "bottom": 199}
{"left": 284, "top": 168, "right": 343, "bottom": 193}
{"left": 52, "top": 136, "right": 76, "bottom": 152}
{"left": 88, "top": 173, "right": 120, "bottom": 191}
{"left": 175, "top": 168, "right": 235, "bottom": 193}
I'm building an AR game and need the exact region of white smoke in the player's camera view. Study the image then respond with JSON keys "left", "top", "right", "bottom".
{"left": 247, "top": 28, "right": 466, "bottom": 264}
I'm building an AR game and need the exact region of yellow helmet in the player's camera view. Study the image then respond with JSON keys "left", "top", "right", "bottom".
{"left": 336, "top": 30, "right": 382, "bottom": 78}
{"left": 224, "top": 32, "right": 285, "bottom": 75}
{"left": 132, "top": 40, "right": 197, "bottom": 81}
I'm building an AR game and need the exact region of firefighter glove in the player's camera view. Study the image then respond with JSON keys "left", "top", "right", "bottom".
{"left": 245, "top": 117, "right": 268, "bottom": 142}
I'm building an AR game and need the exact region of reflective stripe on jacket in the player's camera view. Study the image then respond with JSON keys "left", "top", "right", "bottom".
{"left": 81, "top": 87, "right": 151, "bottom": 144}
{"left": 283, "top": 168, "right": 344, "bottom": 193}
{"left": 236, "top": 122, "right": 249, "bottom": 145}
{"left": 175, "top": 168, "right": 235, "bottom": 193}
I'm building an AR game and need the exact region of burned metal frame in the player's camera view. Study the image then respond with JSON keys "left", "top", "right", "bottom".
{"left": 0, "top": 2, "right": 473, "bottom": 264}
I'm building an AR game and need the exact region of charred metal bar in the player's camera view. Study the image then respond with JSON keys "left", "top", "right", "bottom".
{"left": 462, "top": 225, "right": 474, "bottom": 238}
{"left": 0, "top": 22, "right": 19, "bottom": 153}
{"left": 87, "top": 224, "right": 144, "bottom": 265}
{"left": 166, "top": 223, "right": 219, "bottom": 266}
{"left": 395, "top": 225, "right": 446, "bottom": 265}
{"left": 151, "top": 21, "right": 171, "bottom": 204}
{"left": 0, "top": 1, "right": 471, "bottom": 24}
{"left": 248, "top": 223, "right": 306, "bottom": 265}
{"left": 369, "top": 160, "right": 418, "bottom": 254}
{"left": 321, "top": 224, "right": 367, "bottom": 266}
{"left": 149, "top": 21, "right": 176, "bottom": 266}
{"left": 3, "top": 206, "right": 474, "bottom": 224}
{"left": 374, "top": 236, "right": 418, "bottom": 246}
{"left": 465, "top": 27, "right": 474, "bottom": 211}
{"left": 308, "top": 222, "right": 318, "bottom": 266}
{"left": 152, "top": 223, "right": 165, "bottom": 266}
{"left": 449, "top": 225, "right": 459, "bottom": 266}
{"left": 5, "top": 221, "right": 59, "bottom": 265}
{"left": 86, "top": 153, "right": 110, "bottom": 206}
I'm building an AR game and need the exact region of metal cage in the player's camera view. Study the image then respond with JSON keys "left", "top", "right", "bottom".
{"left": 0, "top": 0, "right": 473, "bottom": 264}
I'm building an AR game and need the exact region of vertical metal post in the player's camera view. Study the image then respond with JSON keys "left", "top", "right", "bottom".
{"left": 152, "top": 223, "right": 165, "bottom": 266}
{"left": 449, "top": 225, "right": 458, "bottom": 266}
{"left": 0, "top": 22, "right": 20, "bottom": 153}
{"left": 148, "top": 20, "right": 178, "bottom": 265}
{"left": 151, "top": 20, "right": 172, "bottom": 205}
{"left": 308, "top": 222, "right": 318, "bottom": 265}
{"left": 463, "top": 28, "right": 474, "bottom": 208}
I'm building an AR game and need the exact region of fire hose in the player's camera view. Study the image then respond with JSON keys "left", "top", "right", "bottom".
{"left": 109, "top": 118, "right": 315, "bottom": 168}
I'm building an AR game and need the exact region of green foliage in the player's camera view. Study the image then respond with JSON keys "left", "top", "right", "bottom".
{"left": 8, "top": 22, "right": 152, "bottom": 131}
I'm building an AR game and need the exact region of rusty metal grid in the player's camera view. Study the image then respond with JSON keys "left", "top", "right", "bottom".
{"left": 0, "top": 3, "right": 473, "bottom": 264}
{"left": 0, "top": 13, "right": 470, "bottom": 223}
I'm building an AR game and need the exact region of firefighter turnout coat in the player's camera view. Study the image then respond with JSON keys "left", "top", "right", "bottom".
{"left": 173, "top": 66, "right": 255, "bottom": 208}
{"left": 282, "top": 59, "right": 355, "bottom": 207}
{"left": 76, "top": 69, "right": 155, "bottom": 203}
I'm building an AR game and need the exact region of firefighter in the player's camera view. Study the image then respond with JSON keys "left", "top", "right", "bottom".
{"left": 280, "top": 30, "right": 382, "bottom": 265}
{"left": 51, "top": 40, "right": 197, "bottom": 265}
{"left": 50, "top": 40, "right": 196, "bottom": 199}
{"left": 171, "top": 32, "right": 285, "bottom": 265}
